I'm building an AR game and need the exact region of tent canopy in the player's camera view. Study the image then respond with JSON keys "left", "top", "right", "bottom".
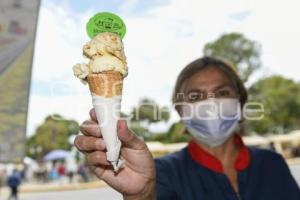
{"left": 43, "top": 150, "right": 71, "bottom": 161}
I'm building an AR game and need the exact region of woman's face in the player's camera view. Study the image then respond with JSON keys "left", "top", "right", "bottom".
{"left": 184, "top": 66, "right": 238, "bottom": 103}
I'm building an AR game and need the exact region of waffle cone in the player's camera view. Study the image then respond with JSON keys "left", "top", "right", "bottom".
{"left": 87, "top": 71, "right": 123, "bottom": 97}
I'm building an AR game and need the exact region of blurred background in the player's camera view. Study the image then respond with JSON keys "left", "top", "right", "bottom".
{"left": 0, "top": 0, "right": 300, "bottom": 199}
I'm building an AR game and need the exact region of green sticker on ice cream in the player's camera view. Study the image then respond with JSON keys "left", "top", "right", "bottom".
{"left": 86, "top": 12, "right": 126, "bottom": 39}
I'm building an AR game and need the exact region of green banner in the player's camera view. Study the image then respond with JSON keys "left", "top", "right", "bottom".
{"left": 0, "top": 0, "right": 40, "bottom": 163}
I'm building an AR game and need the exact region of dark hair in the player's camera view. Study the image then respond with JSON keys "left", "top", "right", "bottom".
{"left": 172, "top": 56, "right": 248, "bottom": 115}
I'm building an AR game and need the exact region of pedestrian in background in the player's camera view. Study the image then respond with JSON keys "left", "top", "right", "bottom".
{"left": 7, "top": 169, "right": 21, "bottom": 200}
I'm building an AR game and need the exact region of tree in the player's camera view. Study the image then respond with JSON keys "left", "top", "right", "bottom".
{"left": 248, "top": 75, "right": 300, "bottom": 134}
{"left": 129, "top": 98, "right": 170, "bottom": 140}
{"left": 151, "top": 121, "right": 191, "bottom": 143}
{"left": 27, "top": 114, "right": 79, "bottom": 160}
{"left": 166, "top": 122, "right": 191, "bottom": 143}
{"left": 203, "top": 32, "right": 262, "bottom": 82}
{"left": 131, "top": 98, "right": 170, "bottom": 123}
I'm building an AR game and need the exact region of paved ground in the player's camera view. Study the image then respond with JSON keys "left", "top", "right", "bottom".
{"left": 290, "top": 164, "right": 300, "bottom": 185}
{"left": 3, "top": 188, "right": 122, "bottom": 200}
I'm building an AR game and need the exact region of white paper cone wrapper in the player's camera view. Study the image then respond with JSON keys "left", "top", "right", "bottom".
{"left": 91, "top": 94, "right": 122, "bottom": 170}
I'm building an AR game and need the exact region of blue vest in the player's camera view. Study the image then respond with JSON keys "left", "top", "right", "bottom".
{"left": 155, "top": 147, "right": 300, "bottom": 200}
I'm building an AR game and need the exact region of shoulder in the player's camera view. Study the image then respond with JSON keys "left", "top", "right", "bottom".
{"left": 249, "top": 147, "right": 300, "bottom": 197}
{"left": 249, "top": 147, "right": 285, "bottom": 162}
{"left": 248, "top": 147, "right": 290, "bottom": 173}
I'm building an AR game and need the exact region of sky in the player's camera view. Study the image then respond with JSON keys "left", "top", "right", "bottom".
{"left": 27, "top": 0, "right": 300, "bottom": 137}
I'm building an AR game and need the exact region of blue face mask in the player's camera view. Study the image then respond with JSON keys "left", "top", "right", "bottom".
{"left": 182, "top": 98, "right": 241, "bottom": 147}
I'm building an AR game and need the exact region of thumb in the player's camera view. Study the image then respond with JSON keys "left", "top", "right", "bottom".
{"left": 89, "top": 108, "right": 98, "bottom": 122}
{"left": 117, "top": 120, "right": 147, "bottom": 150}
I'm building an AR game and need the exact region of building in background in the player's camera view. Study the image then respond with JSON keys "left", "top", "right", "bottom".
{"left": 0, "top": 0, "right": 40, "bottom": 163}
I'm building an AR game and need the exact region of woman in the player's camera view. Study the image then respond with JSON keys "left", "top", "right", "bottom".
{"left": 74, "top": 57, "right": 299, "bottom": 200}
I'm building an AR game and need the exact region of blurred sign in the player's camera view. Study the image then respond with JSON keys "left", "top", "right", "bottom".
{"left": 0, "top": 0, "right": 40, "bottom": 163}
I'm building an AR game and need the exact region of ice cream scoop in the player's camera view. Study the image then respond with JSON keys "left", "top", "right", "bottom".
{"left": 89, "top": 55, "right": 127, "bottom": 76}
{"left": 83, "top": 32, "right": 127, "bottom": 66}
{"left": 72, "top": 63, "right": 90, "bottom": 84}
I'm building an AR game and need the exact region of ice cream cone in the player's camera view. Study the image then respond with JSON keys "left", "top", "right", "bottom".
{"left": 73, "top": 30, "right": 128, "bottom": 172}
{"left": 87, "top": 70, "right": 124, "bottom": 171}
{"left": 87, "top": 71, "right": 123, "bottom": 97}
